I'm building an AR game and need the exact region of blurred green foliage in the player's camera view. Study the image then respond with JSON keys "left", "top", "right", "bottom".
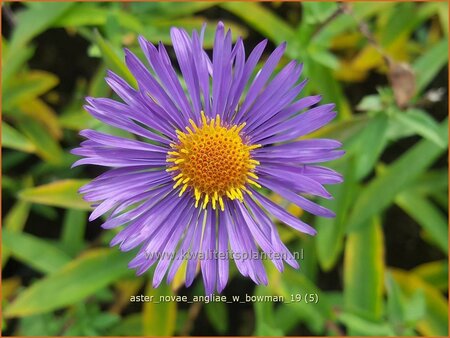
{"left": 2, "top": 1, "right": 448, "bottom": 336}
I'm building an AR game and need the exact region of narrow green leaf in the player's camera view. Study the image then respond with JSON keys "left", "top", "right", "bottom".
{"left": 313, "top": 2, "right": 395, "bottom": 45}
{"left": 2, "top": 198, "right": 31, "bottom": 266}
{"left": 393, "top": 108, "right": 446, "bottom": 148}
{"left": 94, "top": 30, "right": 137, "bottom": 89}
{"left": 347, "top": 118, "right": 448, "bottom": 231}
{"left": 316, "top": 156, "right": 357, "bottom": 271}
{"left": 143, "top": 282, "right": 177, "bottom": 336}
{"left": 438, "top": 3, "right": 449, "bottom": 36}
{"left": 309, "top": 114, "right": 371, "bottom": 142}
{"left": 413, "top": 261, "right": 448, "bottom": 291}
{"left": 19, "top": 179, "right": 91, "bottom": 210}
{"left": 305, "top": 56, "right": 353, "bottom": 119}
{"left": 413, "top": 38, "right": 448, "bottom": 93}
{"left": 52, "top": 3, "right": 143, "bottom": 32}
{"left": 267, "top": 264, "right": 331, "bottom": 334}
{"left": 15, "top": 116, "right": 64, "bottom": 165}
{"left": 219, "top": 2, "right": 295, "bottom": 44}
{"left": 61, "top": 210, "right": 87, "bottom": 256}
{"left": 253, "top": 286, "right": 283, "bottom": 336}
{"left": 1, "top": 44, "right": 34, "bottom": 87}
{"left": 344, "top": 218, "right": 384, "bottom": 325}
{"left": 404, "top": 169, "right": 448, "bottom": 196}
{"left": 337, "top": 312, "right": 395, "bottom": 336}
{"left": 345, "top": 113, "right": 389, "bottom": 180}
{"left": 302, "top": 2, "right": 338, "bottom": 24}
{"left": 5, "top": 249, "right": 133, "bottom": 317}
{"left": 205, "top": 301, "right": 229, "bottom": 334}
{"left": 3, "top": 71, "right": 58, "bottom": 111}
{"left": 1, "top": 122, "right": 36, "bottom": 153}
{"left": 144, "top": 18, "right": 248, "bottom": 49}
{"left": 2, "top": 230, "right": 71, "bottom": 274}
{"left": 380, "top": 2, "right": 416, "bottom": 47}
{"left": 5, "top": 3, "right": 74, "bottom": 64}
{"left": 136, "top": 2, "right": 217, "bottom": 19}
{"left": 391, "top": 268, "right": 448, "bottom": 336}
{"left": 108, "top": 314, "right": 142, "bottom": 336}
{"left": 395, "top": 193, "right": 448, "bottom": 253}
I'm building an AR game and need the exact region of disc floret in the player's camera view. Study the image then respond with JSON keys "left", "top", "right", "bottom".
{"left": 167, "top": 112, "right": 261, "bottom": 211}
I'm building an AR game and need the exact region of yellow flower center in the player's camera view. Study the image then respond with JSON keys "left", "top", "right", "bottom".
{"left": 166, "top": 112, "right": 261, "bottom": 211}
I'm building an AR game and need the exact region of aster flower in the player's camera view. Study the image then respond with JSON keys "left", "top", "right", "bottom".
{"left": 72, "top": 22, "right": 344, "bottom": 295}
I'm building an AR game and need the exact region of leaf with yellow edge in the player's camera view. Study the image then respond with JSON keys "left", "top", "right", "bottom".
{"left": 4, "top": 248, "right": 133, "bottom": 317}
{"left": 391, "top": 268, "right": 448, "bottom": 336}
{"left": 2, "top": 177, "right": 33, "bottom": 266}
{"left": 1, "top": 122, "right": 36, "bottom": 153}
{"left": 143, "top": 281, "right": 177, "bottom": 336}
{"left": 3, "top": 70, "right": 58, "bottom": 111}
{"left": 2, "top": 230, "right": 71, "bottom": 274}
{"left": 16, "top": 117, "right": 64, "bottom": 164}
{"left": 412, "top": 261, "right": 448, "bottom": 292}
{"left": 344, "top": 217, "right": 384, "bottom": 327}
{"left": 19, "top": 98, "right": 62, "bottom": 140}
{"left": 18, "top": 179, "right": 91, "bottom": 210}
{"left": 111, "top": 278, "right": 145, "bottom": 314}
{"left": 2, "top": 277, "right": 22, "bottom": 301}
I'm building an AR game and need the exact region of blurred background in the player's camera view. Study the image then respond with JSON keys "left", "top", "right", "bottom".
{"left": 1, "top": 1, "right": 448, "bottom": 336}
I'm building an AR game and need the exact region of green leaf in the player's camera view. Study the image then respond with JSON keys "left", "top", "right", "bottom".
{"left": 135, "top": 2, "right": 217, "bottom": 19}
{"left": 3, "top": 71, "right": 58, "bottom": 111}
{"left": 412, "top": 261, "right": 448, "bottom": 291}
{"left": 344, "top": 218, "right": 384, "bottom": 326}
{"left": 310, "top": 114, "right": 371, "bottom": 142}
{"left": 347, "top": 118, "right": 448, "bottom": 232}
{"left": 1, "top": 122, "right": 36, "bottom": 153}
{"left": 413, "top": 38, "right": 448, "bottom": 93}
{"left": 219, "top": 2, "right": 295, "bottom": 44}
{"left": 308, "top": 47, "right": 339, "bottom": 70}
{"left": 316, "top": 156, "right": 357, "bottom": 271}
{"left": 438, "top": 3, "right": 449, "bottom": 36}
{"left": 405, "top": 169, "right": 448, "bottom": 196}
{"left": 205, "top": 300, "right": 229, "bottom": 334}
{"left": 395, "top": 193, "right": 448, "bottom": 253}
{"left": 1, "top": 43, "right": 34, "bottom": 87}
{"left": 337, "top": 312, "right": 395, "bottom": 336}
{"left": 267, "top": 264, "right": 331, "bottom": 334}
{"left": 108, "top": 314, "right": 142, "bottom": 336}
{"left": 61, "top": 210, "right": 87, "bottom": 256}
{"left": 380, "top": 2, "right": 416, "bottom": 47}
{"left": 4, "top": 3, "right": 74, "bottom": 65}
{"left": 18, "top": 313, "right": 65, "bottom": 336}
{"left": 52, "top": 3, "right": 143, "bottom": 32}
{"left": 2, "top": 230, "right": 71, "bottom": 274}
{"left": 253, "top": 286, "right": 283, "bottom": 336}
{"left": 4, "top": 248, "right": 133, "bottom": 317}
{"left": 386, "top": 272, "right": 426, "bottom": 332}
{"left": 2, "top": 197, "right": 32, "bottom": 266}
{"left": 18, "top": 179, "right": 91, "bottom": 210}
{"left": 302, "top": 2, "right": 338, "bottom": 24}
{"left": 304, "top": 56, "right": 353, "bottom": 119}
{"left": 313, "top": 2, "right": 395, "bottom": 45}
{"left": 345, "top": 113, "right": 389, "bottom": 180}
{"left": 143, "top": 18, "right": 248, "bottom": 49}
{"left": 93, "top": 30, "right": 137, "bottom": 88}
{"left": 356, "top": 95, "right": 383, "bottom": 113}
{"left": 15, "top": 117, "right": 64, "bottom": 165}
{"left": 143, "top": 282, "right": 177, "bottom": 336}
{"left": 391, "top": 268, "right": 448, "bottom": 336}
{"left": 393, "top": 108, "right": 447, "bottom": 148}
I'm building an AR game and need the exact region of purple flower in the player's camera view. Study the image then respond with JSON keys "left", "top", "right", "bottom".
{"left": 72, "top": 22, "right": 344, "bottom": 294}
